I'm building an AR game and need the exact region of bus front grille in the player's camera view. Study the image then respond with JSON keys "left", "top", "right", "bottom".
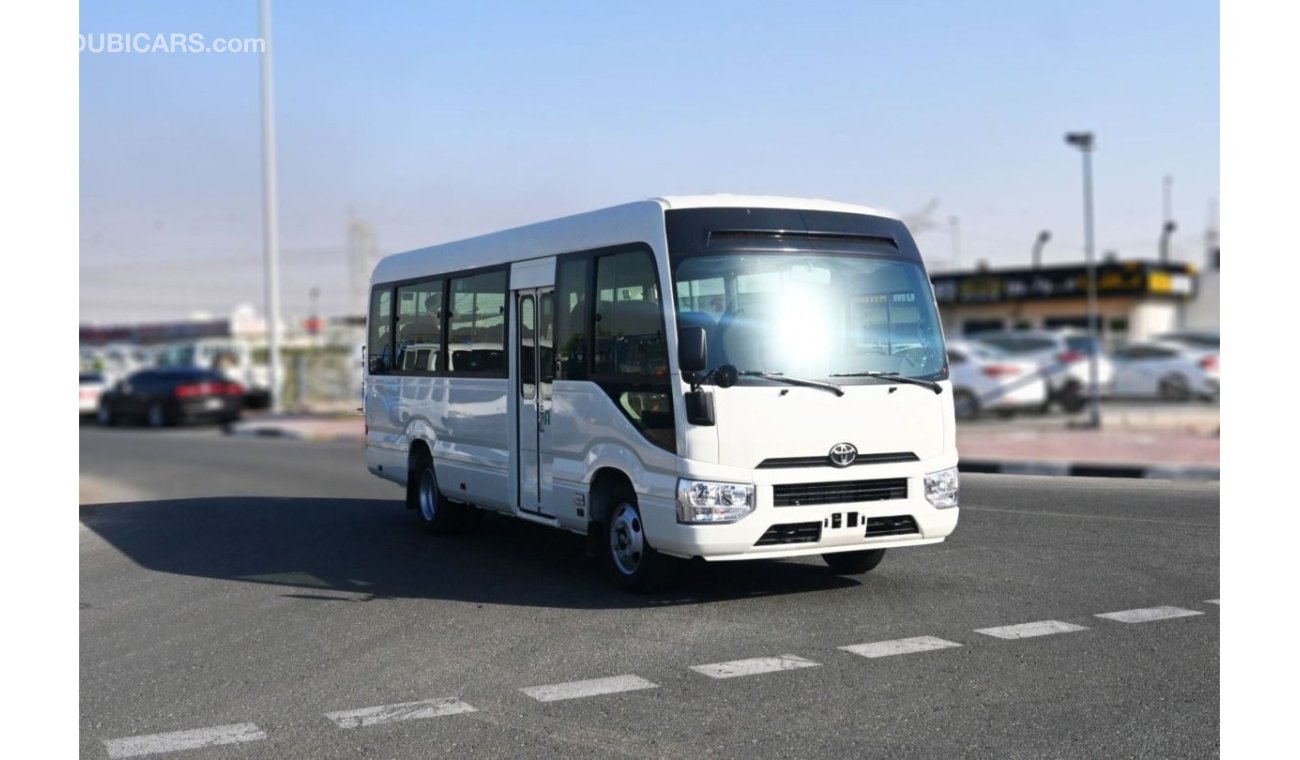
{"left": 755, "top": 522, "right": 823, "bottom": 546}
{"left": 773, "top": 478, "right": 908, "bottom": 507}
{"left": 756, "top": 452, "right": 918, "bottom": 469}
{"left": 865, "top": 515, "right": 919, "bottom": 537}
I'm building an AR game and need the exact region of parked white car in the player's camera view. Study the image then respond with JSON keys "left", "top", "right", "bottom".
{"left": 975, "top": 329, "right": 1114, "bottom": 411}
{"left": 80, "top": 372, "right": 107, "bottom": 416}
{"left": 946, "top": 340, "right": 1049, "bottom": 419}
{"left": 1110, "top": 341, "right": 1219, "bottom": 400}
{"left": 1152, "top": 330, "right": 1219, "bottom": 356}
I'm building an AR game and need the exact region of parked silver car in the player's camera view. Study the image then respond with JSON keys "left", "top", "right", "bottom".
{"left": 972, "top": 329, "right": 1114, "bottom": 412}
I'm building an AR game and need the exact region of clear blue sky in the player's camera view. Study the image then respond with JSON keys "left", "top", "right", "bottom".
{"left": 80, "top": 0, "right": 1219, "bottom": 323}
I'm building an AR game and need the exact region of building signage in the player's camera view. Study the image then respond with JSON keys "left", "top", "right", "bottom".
{"left": 930, "top": 261, "right": 1197, "bottom": 305}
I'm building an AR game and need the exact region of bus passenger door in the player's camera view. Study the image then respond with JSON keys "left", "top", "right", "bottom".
{"left": 516, "top": 288, "right": 555, "bottom": 516}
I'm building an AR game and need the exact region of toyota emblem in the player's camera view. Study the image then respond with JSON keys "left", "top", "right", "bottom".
{"left": 829, "top": 443, "right": 858, "bottom": 467}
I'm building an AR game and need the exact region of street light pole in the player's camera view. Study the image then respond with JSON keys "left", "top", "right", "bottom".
{"left": 948, "top": 215, "right": 961, "bottom": 269}
{"left": 259, "top": 0, "right": 283, "bottom": 413}
{"left": 1032, "top": 230, "right": 1051, "bottom": 268}
{"left": 1065, "top": 131, "right": 1100, "bottom": 429}
{"left": 1159, "top": 220, "right": 1177, "bottom": 263}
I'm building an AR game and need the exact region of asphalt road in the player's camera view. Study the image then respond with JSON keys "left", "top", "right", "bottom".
{"left": 80, "top": 426, "right": 1219, "bottom": 759}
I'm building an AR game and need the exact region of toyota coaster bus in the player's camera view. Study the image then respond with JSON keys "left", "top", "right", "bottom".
{"left": 364, "top": 195, "right": 959, "bottom": 591}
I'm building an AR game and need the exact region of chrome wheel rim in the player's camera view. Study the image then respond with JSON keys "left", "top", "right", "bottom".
{"left": 418, "top": 469, "right": 438, "bottom": 522}
{"left": 97, "top": 406, "right": 110, "bottom": 425}
{"left": 148, "top": 403, "right": 164, "bottom": 427}
{"left": 609, "top": 502, "right": 644, "bottom": 576}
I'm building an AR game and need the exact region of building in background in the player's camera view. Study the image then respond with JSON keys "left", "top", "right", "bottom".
{"left": 931, "top": 258, "right": 1216, "bottom": 343}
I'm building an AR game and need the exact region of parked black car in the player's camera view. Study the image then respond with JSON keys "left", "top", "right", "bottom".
{"left": 96, "top": 368, "right": 243, "bottom": 427}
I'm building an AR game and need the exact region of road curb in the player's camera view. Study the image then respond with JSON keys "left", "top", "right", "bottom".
{"left": 223, "top": 425, "right": 363, "bottom": 444}
{"left": 959, "top": 460, "right": 1218, "bottom": 481}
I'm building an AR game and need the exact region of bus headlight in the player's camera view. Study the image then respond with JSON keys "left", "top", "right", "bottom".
{"left": 677, "top": 479, "right": 755, "bottom": 524}
{"left": 924, "top": 467, "right": 959, "bottom": 509}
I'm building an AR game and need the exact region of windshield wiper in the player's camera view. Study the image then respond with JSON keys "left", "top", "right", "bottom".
{"left": 829, "top": 371, "right": 943, "bottom": 394}
{"left": 737, "top": 370, "right": 845, "bottom": 397}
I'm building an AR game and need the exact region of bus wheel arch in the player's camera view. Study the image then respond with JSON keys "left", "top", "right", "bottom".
{"left": 588, "top": 468, "right": 671, "bottom": 592}
{"left": 406, "top": 440, "right": 464, "bottom": 534}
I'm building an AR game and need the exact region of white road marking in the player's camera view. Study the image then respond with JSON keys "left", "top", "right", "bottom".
{"left": 841, "top": 636, "right": 963, "bottom": 659}
{"left": 324, "top": 697, "right": 476, "bottom": 729}
{"left": 1095, "top": 606, "right": 1205, "bottom": 624}
{"left": 690, "top": 654, "right": 821, "bottom": 679}
{"left": 521, "top": 675, "right": 658, "bottom": 702}
{"left": 974, "top": 620, "right": 1089, "bottom": 639}
{"left": 1206, "top": 599, "right": 1220, "bottom": 605}
{"left": 103, "top": 723, "right": 266, "bottom": 758}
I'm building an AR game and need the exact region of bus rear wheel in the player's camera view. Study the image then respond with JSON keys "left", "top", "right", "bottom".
{"left": 823, "top": 548, "right": 886, "bottom": 575}
{"left": 408, "top": 449, "right": 463, "bottom": 535}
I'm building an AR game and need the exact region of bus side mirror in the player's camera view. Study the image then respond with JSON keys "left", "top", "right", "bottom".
{"left": 678, "top": 326, "right": 708, "bottom": 374}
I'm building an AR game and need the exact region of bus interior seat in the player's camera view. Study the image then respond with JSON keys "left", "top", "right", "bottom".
{"left": 715, "top": 297, "right": 777, "bottom": 370}
{"left": 596, "top": 299, "right": 662, "bottom": 336}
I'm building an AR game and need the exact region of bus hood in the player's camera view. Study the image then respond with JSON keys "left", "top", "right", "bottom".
{"left": 699, "top": 381, "right": 952, "bottom": 469}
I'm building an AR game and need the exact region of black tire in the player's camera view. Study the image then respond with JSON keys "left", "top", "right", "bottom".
{"left": 823, "top": 548, "right": 887, "bottom": 575}
{"left": 1158, "top": 375, "right": 1191, "bottom": 401}
{"left": 601, "top": 487, "right": 671, "bottom": 593}
{"left": 953, "top": 389, "right": 979, "bottom": 420}
{"left": 407, "top": 449, "right": 464, "bottom": 535}
{"left": 96, "top": 405, "right": 115, "bottom": 427}
{"left": 147, "top": 400, "right": 171, "bottom": 428}
{"left": 1055, "top": 381, "right": 1086, "bottom": 413}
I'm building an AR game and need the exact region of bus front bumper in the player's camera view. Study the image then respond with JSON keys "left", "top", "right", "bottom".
{"left": 642, "top": 464, "right": 961, "bottom": 561}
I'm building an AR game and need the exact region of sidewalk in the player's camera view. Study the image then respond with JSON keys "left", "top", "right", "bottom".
{"left": 227, "top": 413, "right": 364, "bottom": 443}
{"left": 956, "top": 427, "right": 1219, "bottom": 480}
{"left": 229, "top": 412, "right": 1219, "bottom": 480}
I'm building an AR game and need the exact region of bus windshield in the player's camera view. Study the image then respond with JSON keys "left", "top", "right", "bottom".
{"left": 673, "top": 253, "right": 946, "bottom": 382}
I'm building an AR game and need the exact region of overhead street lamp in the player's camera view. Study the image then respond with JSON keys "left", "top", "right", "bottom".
{"left": 1032, "top": 230, "right": 1051, "bottom": 268}
{"left": 1064, "top": 131, "right": 1101, "bottom": 429}
{"left": 1159, "top": 220, "right": 1177, "bottom": 264}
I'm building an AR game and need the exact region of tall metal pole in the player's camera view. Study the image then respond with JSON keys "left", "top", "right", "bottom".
{"left": 1066, "top": 131, "right": 1100, "bottom": 428}
{"left": 948, "top": 216, "right": 961, "bottom": 269}
{"left": 1159, "top": 220, "right": 1177, "bottom": 264}
{"left": 259, "top": 0, "right": 283, "bottom": 412}
{"left": 1162, "top": 175, "right": 1173, "bottom": 226}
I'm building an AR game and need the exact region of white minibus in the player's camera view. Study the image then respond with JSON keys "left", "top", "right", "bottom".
{"left": 365, "top": 196, "right": 959, "bottom": 590}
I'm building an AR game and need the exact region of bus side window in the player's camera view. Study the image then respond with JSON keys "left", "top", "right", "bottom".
{"left": 368, "top": 286, "right": 393, "bottom": 373}
{"left": 556, "top": 257, "right": 589, "bottom": 380}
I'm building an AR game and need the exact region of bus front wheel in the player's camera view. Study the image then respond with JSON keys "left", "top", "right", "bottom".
{"left": 603, "top": 494, "right": 670, "bottom": 593}
{"left": 823, "top": 548, "right": 886, "bottom": 575}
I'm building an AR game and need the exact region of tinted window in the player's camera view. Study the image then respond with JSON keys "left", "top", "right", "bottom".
{"left": 555, "top": 258, "right": 589, "bottom": 380}
{"left": 448, "top": 270, "right": 508, "bottom": 376}
{"left": 368, "top": 287, "right": 393, "bottom": 373}
{"left": 539, "top": 291, "right": 555, "bottom": 395}
{"left": 594, "top": 251, "right": 667, "bottom": 378}
{"left": 396, "top": 279, "right": 444, "bottom": 373}
{"left": 948, "top": 350, "right": 967, "bottom": 365}
{"left": 978, "top": 336, "right": 1017, "bottom": 352}
{"left": 80, "top": 373, "right": 104, "bottom": 384}
{"left": 1065, "top": 336, "right": 1099, "bottom": 353}
{"left": 593, "top": 248, "right": 673, "bottom": 452}
{"left": 519, "top": 295, "right": 535, "bottom": 400}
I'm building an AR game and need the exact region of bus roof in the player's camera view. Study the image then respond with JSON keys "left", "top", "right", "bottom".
{"left": 371, "top": 195, "right": 900, "bottom": 286}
